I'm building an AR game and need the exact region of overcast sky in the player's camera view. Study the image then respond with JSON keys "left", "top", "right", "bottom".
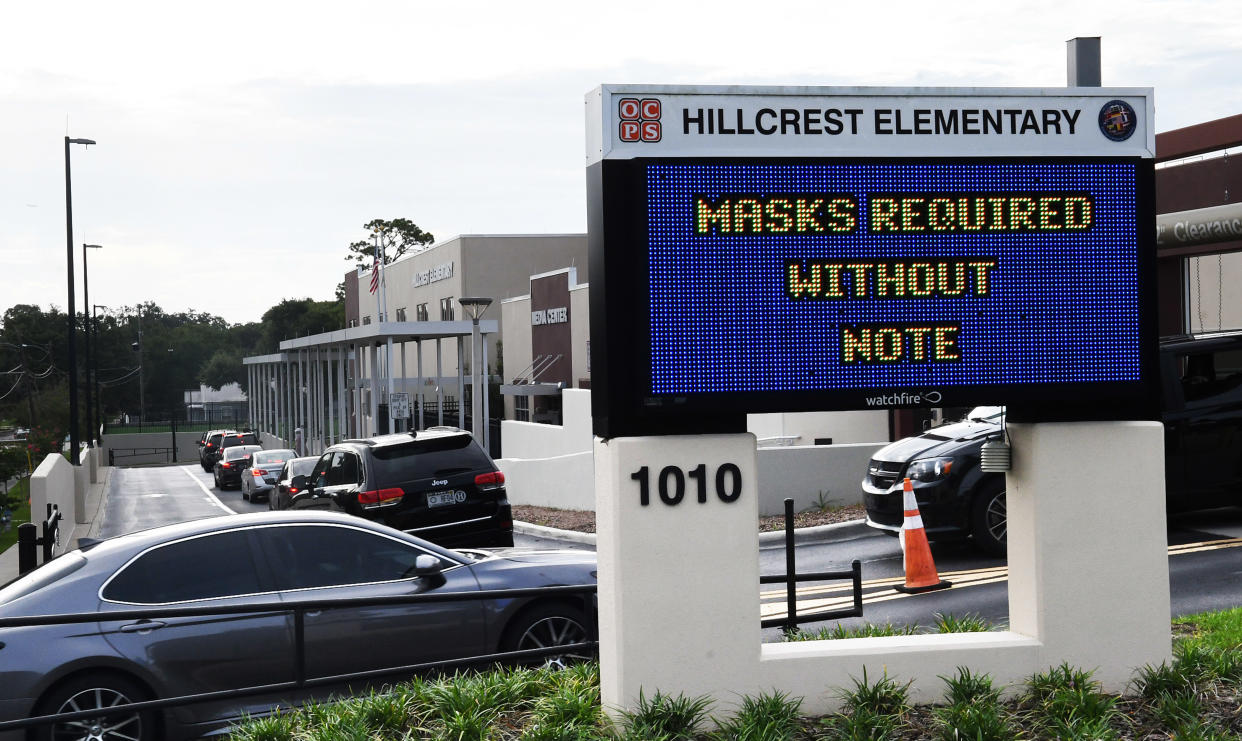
{"left": 3, "top": 1, "right": 1239, "bottom": 325}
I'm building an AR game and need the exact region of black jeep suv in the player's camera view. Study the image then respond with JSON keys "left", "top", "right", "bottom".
{"left": 863, "top": 330, "right": 1242, "bottom": 555}
{"left": 296, "top": 427, "right": 513, "bottom": 548}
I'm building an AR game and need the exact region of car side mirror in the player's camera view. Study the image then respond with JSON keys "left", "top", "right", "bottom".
{"left": 291, "top": 474, "right": 308, "bottom": 491}
{"left": 412, "top": 554, "right": 442, "bottom": 578}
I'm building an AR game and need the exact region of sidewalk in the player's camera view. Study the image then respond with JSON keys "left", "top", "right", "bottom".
{"left": 0, "top": 466, "right": 113, "bottom": 584}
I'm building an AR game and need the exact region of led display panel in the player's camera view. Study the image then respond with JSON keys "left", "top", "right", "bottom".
{"left": 587, "top": 87, "right": 1157, "bottom": 437}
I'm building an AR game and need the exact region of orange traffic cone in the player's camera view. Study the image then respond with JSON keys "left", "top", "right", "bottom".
{"left": 895, "top": 477, "right": 951, "bottom": 594}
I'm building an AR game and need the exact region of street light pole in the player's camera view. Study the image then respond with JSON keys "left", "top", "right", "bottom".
{"left": 64, "top": 136, "right": 96, "bottom": 464}
{"left": 457, "top": 297, "right": 493, "bottom": 446}
{"left": 133, "top": 310, "right": 145, "bottom": 425}
{"left": 92, "top": 304, "right": 106, "bottom": 437}
{"left": 82, "top": 244, "right": 102, "bottom": 446}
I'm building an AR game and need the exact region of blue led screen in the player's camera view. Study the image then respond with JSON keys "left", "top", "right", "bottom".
{"left": 645, "top": 160, "right": 1142, "bottom": 395}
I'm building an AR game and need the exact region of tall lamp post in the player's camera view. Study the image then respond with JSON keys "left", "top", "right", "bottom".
{"left": 92, "top": 304, "right": 106, "bottom": 439}
{"left": 132, "top": 310, "right": 144, "bottom": 425}
{"left": 457, "top": 297, "right": 493, "bottom": 446}
{"left": 82, "top": 244, "right": 103, "bottom": 446}
{"left": 65, "top": 136, "right": 96, "bottom": 465}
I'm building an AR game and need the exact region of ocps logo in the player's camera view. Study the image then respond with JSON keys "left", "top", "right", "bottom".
{"left": 618, "top": 98, "right": 662, "bottom": 143}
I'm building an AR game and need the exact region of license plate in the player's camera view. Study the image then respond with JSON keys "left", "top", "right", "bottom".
{"left": 427, "top": 490, "right": 467, "bottom": 507}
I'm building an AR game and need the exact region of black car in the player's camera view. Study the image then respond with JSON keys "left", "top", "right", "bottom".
{"left": 214, "top": 444, "right": 263, "bottom": 489}
{"left": 863, "top": 330, "right": 1242, "bottom": 555}
{"left": 296, "top": 427, "right": 513, "bottom": 548}
{"left": 198, "top": 429, "right": 234, "bottom": 471}
{"left": 269, "top": 455, "right": 321, "bottom": 510}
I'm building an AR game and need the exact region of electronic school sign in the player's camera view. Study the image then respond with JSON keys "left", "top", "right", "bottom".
{"left": 586, "top": 85, "right": 1157, "bottom": 437}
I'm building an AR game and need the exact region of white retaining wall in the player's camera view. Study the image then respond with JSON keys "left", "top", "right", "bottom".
{"left": 500, "top": 389, "right": 594, "bottom": 460}
{"left": 101, "top": 432, "right": 201, "bottom": 466}
{"left": 500, "top": 389, "right": 884, "bottom": 514}
{"left": 29, "top": 453, "right": 77, "bottom": 554}
{"left": 754, "top": 443, "right": 882, "bottom": 514}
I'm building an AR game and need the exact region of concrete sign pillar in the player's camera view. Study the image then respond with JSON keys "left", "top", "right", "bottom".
{"left": 1006, "top": 420, "right": 1171, "bottom": 689}
{"left": 595, "top": 433, "right": 760, "bottom": 712}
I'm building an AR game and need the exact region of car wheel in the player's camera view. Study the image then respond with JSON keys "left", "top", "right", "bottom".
{"left": 971, "top": 483, "right": 1007, "bottom": 557}
{"left": 214, "top": 470, "right": 222, "bottom": 489}
{"left": 500, "top": 602, "right": 594, "bottom": 669}
{"left": 33, "top": 672, "right": 157, "bottom": 741}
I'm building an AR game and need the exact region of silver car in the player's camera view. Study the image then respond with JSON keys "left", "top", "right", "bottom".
{"left": 0, "top": 511, "right": 596, "bottom": 740}
{"left": 240, "top": 448, "right": 297, "bottom": 502}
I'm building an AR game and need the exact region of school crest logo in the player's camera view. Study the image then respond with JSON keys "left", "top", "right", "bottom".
{"left": 1098, "top": 100, "right": 1137, "bottom": 142}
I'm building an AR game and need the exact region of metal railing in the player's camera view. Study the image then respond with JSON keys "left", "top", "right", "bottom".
{"left": 16, "top": 503, "right": 60, "bottom": 575}
{"left": 108, "top": 446, "right": 178, "bottom": 466}
{"left": 0, "top": 583, "right": 598, "bottom": 734}
{"left": 760, "top": 498, "right": 864, "bottom": 632}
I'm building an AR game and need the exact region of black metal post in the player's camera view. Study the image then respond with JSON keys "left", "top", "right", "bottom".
{"left": 41, "top": 504, "right": 56, "bottom": 563}
{"left": 64, "top": 137, "right": 79, "bottom": 464}
{"left": 851, "top": 559, "right": 863, "bottom": 616}
{"left": 784, "top": 497, "right": 797, "bottom": 634}
{"left": 64, "top": 137, "right": 95, "bottom": 464}
{"left": 293, "top": 608, "right": 306, "bottom": 685}
{"left": 170, "top": 412, "right": 177, "bottom": 462}
{"left": 83, "top": 246, "right": 92, "bottom": 447}
{"left": 93, "top": 304, "right": 104, "bottom": 438}
{"left": 17, "top": 523, "right": 36, "bottom": 575}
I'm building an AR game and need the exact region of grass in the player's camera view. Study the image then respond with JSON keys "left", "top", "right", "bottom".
{"left": 0, "top": 478, "right": 32, "bottom": 553}
{"left": 230, "top": 608, "right": 1242, "bottom": 740}
{"left": 784, "top": 612, "right": 999, "bottom": 642}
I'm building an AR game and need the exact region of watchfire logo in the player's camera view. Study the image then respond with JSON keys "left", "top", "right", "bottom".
{"left": 618, "top": 98, "right": 662, "bottom": 142}
{"left": 863, "top": 390, "right": 943, "bottom": 406}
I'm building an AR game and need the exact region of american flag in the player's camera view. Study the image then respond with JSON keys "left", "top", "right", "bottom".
{"left": 369, "top": 251, "right": 380, "bottom": 294}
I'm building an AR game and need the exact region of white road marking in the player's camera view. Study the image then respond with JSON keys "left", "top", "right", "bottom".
{"left": 179, "top": 466, "right": 236, "bottom": 514}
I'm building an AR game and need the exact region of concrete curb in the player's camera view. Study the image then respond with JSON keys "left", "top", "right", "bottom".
{"left": 514, "top": 521, "right": 599, "bottom": 545}
{"left": 757, "top": 519, "right": 874, "bottom": 546}
{"left": 515, "top": 518, "right": 875, "bottom": 548}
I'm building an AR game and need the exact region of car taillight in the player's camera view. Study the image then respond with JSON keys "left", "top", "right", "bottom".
{"left": 205, "top": 443, "right": 214, "bottom": 449}
{"left": 221, "top": 462, "right": 232, "bottom": 469}
{"left": 252, "top": 468, "right": 267, "bottom": 476}
{"left": 358, "top": 488, "right": 404, "bottom": 507}
{"left": 475, "top": 471, "right": 505, "bottom": 489}
{"left": 289, "top": 487, "right": 300, "bottom": 493}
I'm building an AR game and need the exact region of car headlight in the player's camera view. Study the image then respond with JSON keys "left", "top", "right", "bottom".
{"left": 907, "top": 457, "right": 955, "bottom": 482}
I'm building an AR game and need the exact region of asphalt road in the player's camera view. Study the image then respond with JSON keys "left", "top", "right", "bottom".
{"left": 759, "top": 506, "right": 1242, "bottom": 641}
{"left": 99, "top": 464, "right": 1242, "bottom": 642}
{"left": 98, "top": 463, "right": 592, "bottom": 552}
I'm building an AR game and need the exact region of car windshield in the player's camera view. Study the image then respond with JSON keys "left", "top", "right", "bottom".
{"left": 372, "top": 435, "right": 494, "bottom": 481}
{"left": 290, "top": 458, "right": 318, "bottom": 476}
{"left": 966, "top": 406, "right": 1005, "bottom": 423}
{"left": 253, "top": 450, "right": 293, "bottom": 465}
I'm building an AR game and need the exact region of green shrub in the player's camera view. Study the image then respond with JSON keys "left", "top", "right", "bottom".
{"left": 616, "top": 689, "right": 713, "bottom": 740}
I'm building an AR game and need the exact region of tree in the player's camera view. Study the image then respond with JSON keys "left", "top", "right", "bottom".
{"left": 346, "top": 218, "right": 434, "bottom": 267}
{"left": 200, "top": 349, "right": 246, "bottom": 392}
{"left": 258, "top": 299, "right": 344, "bottom": 354}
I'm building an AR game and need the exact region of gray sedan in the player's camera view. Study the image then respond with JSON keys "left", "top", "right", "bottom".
{"left": 0, "top": 511, "right": 596, "bottom": 740}
{"left": 240, "top": 448, "right": 297, "bottom": 502}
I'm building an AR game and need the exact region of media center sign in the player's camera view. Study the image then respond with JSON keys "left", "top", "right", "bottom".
{"left": 586, "top": 86, "right": 1157, "bottom": 437}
